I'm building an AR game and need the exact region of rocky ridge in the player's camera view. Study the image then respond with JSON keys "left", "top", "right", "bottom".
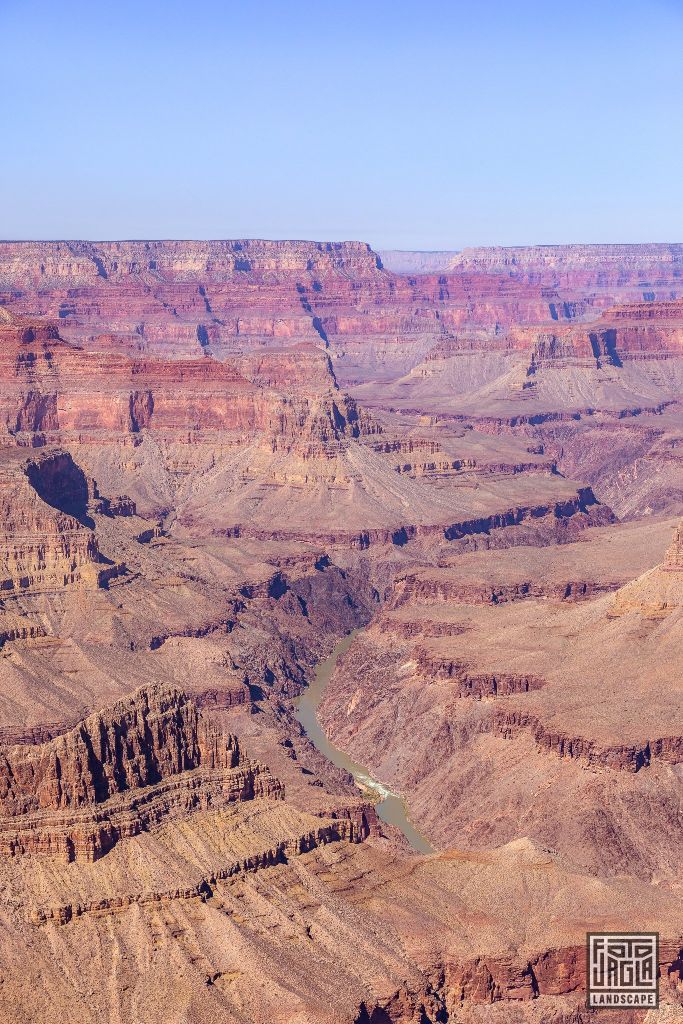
{"left": 1, "top": 240, "right": 683, "bottom": 1022}
{"left": 0, "top": 684, "right": 283, "bottom": 861}
{"left": 319, "top": 518, "right": 683, "bottom": 880}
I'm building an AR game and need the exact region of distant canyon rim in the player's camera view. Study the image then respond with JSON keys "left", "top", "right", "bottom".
{"left": 0, "top": 238, "right": 681, "bottom": 1023}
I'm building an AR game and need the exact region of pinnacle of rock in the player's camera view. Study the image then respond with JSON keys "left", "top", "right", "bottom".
{"left": 663, "top": 520, "right": 683, "bottom": 571}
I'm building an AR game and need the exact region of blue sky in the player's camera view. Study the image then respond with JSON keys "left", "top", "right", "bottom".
{"left": 1, "top": 0, "right": 682, "bottom": 248}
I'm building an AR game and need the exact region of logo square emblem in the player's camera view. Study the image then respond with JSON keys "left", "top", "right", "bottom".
{"left": 587, "top": 932, "right": 659, "bottom": 1009}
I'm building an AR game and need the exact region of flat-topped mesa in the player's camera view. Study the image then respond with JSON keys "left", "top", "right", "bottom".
{"left": 0, "top": 241, "right": 403, "bottom": 369}
{"left": 266, "top": 395, "right": 381, "bottom": 457}
{"left": 0, "top": 684, "right": 282, "bottom": 861}
{"left": 236, "top": 345, "right": 380, "bottom": 451}
{"left": 452, "top": 242, "right": 683, "bottom": 281}
{"left": 522, "top": 326, "right": 598, "bottom": 368}
{"left": 236, "top": 343, "right": 340, "bottom": 392}
{"left": 232, "top": 344, "right": 381, "bottom": 448}
{"left": 0, "top": 239, "right": 383, "bottom": 288}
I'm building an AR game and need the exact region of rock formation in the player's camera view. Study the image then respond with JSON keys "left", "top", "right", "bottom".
{"left": 1, "top": 240, "right": 683, "bottom": 1022}
{"left": 0, "top": 684, "right": 284, "bottom": 861}
{"left": 610, "top": 517, "right": 683, "bottom": 617}
{"left": 0, "top": 448, "right": 114, "bottom": 594}
{"left": 318, "top": 515, "right": 683, "bottom": 885}
{"left": 3, "top": 239, "right": 683, "bottom": 387}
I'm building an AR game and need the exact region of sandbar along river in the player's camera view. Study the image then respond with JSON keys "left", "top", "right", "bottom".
{"left": 294, "top": 631, "right": 434, "bottom": 854}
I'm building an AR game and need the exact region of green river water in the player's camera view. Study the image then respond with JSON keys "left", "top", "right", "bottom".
{"left": 294, "top": 631, "right": 434, "bottom": 855}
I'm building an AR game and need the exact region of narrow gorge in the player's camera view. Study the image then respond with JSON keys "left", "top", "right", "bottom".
{"left": 294, "top": 630, "right": 435, "bottom": 854}
{"left": 0, "top": 239, "right": 681, "bottom": 1023}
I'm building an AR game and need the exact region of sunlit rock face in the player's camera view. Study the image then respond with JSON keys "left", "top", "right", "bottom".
{"left": 0, "top": 241, "right": 683, "bottom": 1023}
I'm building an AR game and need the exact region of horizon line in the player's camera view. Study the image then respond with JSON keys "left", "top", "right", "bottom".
{"left": 1, "top": 238, "right": 683, "bottom": 251}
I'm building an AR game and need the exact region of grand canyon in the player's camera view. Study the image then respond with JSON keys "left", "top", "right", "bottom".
{"left": 0, "top": 238, "right": 682, "bottom": 1023}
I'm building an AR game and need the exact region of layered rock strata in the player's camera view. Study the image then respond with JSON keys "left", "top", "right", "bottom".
{"left": 319, "top": 518, "right": 683, "bottom": 880}
{"left": 0, "top": 685, "right": 282, "bottom": 861}
{"left": 4, "top": 240, "right": 683, "bottom": 387}
{"left": 1, "top": 241, "right": 683, "bottom": 1021}
{"left": 0, "top": 448, "right": 113, "bottom": 594}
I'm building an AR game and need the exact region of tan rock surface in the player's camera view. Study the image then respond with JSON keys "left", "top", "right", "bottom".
{"left": 1, "top": 241, "right": 683, "bottom": 1022}
{"left": 320, "top": 519, "right": 683, "bottom": 879}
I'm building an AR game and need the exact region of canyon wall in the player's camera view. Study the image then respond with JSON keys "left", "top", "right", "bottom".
{"left": 3, "top": 239, "right": 682, "bottom": 386}
{"left": 1, "top": 240, "right": 683, "bottom": 1022}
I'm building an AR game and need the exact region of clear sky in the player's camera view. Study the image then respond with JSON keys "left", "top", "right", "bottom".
{"left": 2, "top": 0, "right": 682, "bottom": 249}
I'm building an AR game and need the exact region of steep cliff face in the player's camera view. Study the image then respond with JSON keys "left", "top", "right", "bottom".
{"left": 520, "top": 300, "right": 683, "bottom": 368}
{"left": 0, "top": 449, "right": 111, "bottom": 594}
{"left": 319, "top": 517, "right": 683, "bottom": 881}
{"left": 2, "top": 240, "right": 683, "bottom": 1022}
{"left": 0, "top": 684, "right": 282, "bottom": 860}
{"left": 0, "top": 240, "right": 400, "bottom": 369}
{"left": 5, "top": 240, "right": 682, "bottom": 387}
{"left": 0, "top": 310, "right": 374, "bottom": 447}
{"left": 0, "top": 684, "right": 232, "bottom": 812}
{"left": 0, "top": 239, "right": 383, "bottom": 287}
{"left": 451, "top": 242, "right": 683, "bottom": 284}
